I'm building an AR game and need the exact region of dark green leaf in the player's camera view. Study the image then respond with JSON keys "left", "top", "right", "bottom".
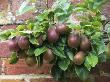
{"left": 75, "top": 66, "right": 89, "bottom": 80}
{"left": 27, "top": 48, "right": 35, "bottom": 56}
{"left": 29, "top": 36, "right": 38, "bottom": 45}
{"left": 58, "top": 58, "right": 70, "bottom": 71}
{"left": 34, "top": 46, "right": 47, "bottom": 56}
{"left": 98, "top": 52, "right": 107, "bottom": 63}
{"left": 66, "top": 48, "right": 74, "bottom": 61}
{"left": 9, "top": 52, "right": 18, "bottom": 64}
{"left": 98, "top": 40, "right": 106, "bottom": 55}
{"left": 51, "top": 65, "right": 63, "bottom": 80}
{"left": 51, "top": 46, "right": 66, "bottom": 58}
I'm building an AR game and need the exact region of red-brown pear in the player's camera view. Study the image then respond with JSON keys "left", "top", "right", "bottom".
{"left": 43, "top": 49, "right": 54, "bottom": 63}
{"left": 68, "top": 34, "right": 81, "bottom": 48}
{"left": 8, "top": 37, "right": 20, "bottom": 51}
{"left": 18, "top": 36, "right": 30, "bottom": 50}
{"left": 73, "top": 51, "right": 85, "bottom": 65}
{"left": 56, "top": 23, "right": 68, "bottom": 34}
{"left": 80, "top": 36, "right": 91, "bottom": 51}
{"left": 47, "top": 27, "right": 59, "bottom": 43}
{"left": 25, "top": 56, "right": 37, "bottom": 67}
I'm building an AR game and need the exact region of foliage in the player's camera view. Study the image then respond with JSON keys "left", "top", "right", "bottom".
{"left": 0, "top": 0, "right": 109, "bottom": 81}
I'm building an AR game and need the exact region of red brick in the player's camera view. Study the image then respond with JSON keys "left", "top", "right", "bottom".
{"left": 48, "top": 0, "right": 54, "bottom": 8}
{"left": 0, "top": 42, "right": 11, "bottom": 57}
{"left": 30, "top": 78, "right": 91, "bottom": 82}
{"left": 95, "top": 76, "right": 110, "bottom": 82}
{"left": 70, "top": 0, "right": 84, "bottom": 4}
{"left": 4, "top": 59, "right": 52, "bottom": 75}
{"left": 0, "top": 79, "right": 24, "bottom": 82}
{"left": 11, "top": 0, "right": 34, "bottom": 21}
{"left": 102, "top": 2, "right": 110, "bottom": 17}
{"left": 30, "top": 78, "right": 59, "bottom": 82}
{"left": 0, "top": 0, "right": 8, "bottom": 12}
{"left": 0, "top": 59, "right": 2, "bottom": 74}
{"left": 1, "top": 25, "right": 17, "bottom": 30}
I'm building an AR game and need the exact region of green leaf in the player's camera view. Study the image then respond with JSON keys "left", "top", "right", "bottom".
{"left": 16, "top": 25, "right": 25, "bottom": 31}
{"left": 27, "top": 48, "right": 35, "bottom": 56}
{"left": 19, "top": 30, "right": 32, "bottom": 35}
{"left": 36, "top": 11, "right": 49, "bottom": 21}
{"left": 67, "top": 51, "right": 73, "bottom": 61}
{"left": 98, "top": 52, "right": 107, "bottom": 63}
{"left": 91, "top": 32, "right": 101, "bottom": 40}
{"left": 51, "top": 46, "right": 66, "bottom": 58}
{"left": 51, "top": 65, "right": 63, "bottom": 80}
{"left": 58, "top": 58, "right": 70, "bottom": 71}
{"left": 86, "top": 54, "right": 98, "bottom": 67}
{"left": 29, "top": 36, "right": 38, "bottom": 45}
{"left": 16, "top": 1, "right": 35, "bottom": 16}
{"left": 9, "top": 52, "right": 19, "bottom": 64}
{"left": 0, "top": 29, "right": 15, "bottom": 41}
{"left": 26, "top": 0, "right": 37, "bottom": 2}
{"left": 84, "top": 60, "right": 92, "bottom": 71}
{"left": 98, "top": 40, "right": 106, "bottom": 55}
{"left": 34, "top": 46, "right": 47, "bottom": 56}
{"left": 75, "top": 66, "right": 89, "bottom": 80}
{"left": 27, "top": 23, "right": 34, "bottom": 30}
{"left": 66, "top": 48, "right": 74, "bottom": 61}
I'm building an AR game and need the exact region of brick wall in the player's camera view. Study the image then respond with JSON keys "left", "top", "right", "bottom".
{"left": 0, "top": 0, "right": 110, "bottom": 82}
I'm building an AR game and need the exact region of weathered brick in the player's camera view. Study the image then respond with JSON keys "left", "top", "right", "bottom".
{"left": 0, "top": 42, "right": 11, "bottom": 57}
{"left": 0, "top": 0, "right": 12, "bottom": 25}
{"left": 11, "top": 0, "right": 34, "bottom": 21}
{"left": 4, "top": 59, "right": 52, "bottom": 75}
{"left": 102, "top": 2, "right": 110, "bottom": 17}
{"left": 0, "top": 79, "right": 24, "bottom": 82}
{"left": 48, "top": 0, "right": 54, "bottom": 8}
{"left": 0, "top": 59, "right": 2, "bottom": 74}
{"left": 70, "top": 0, "right": 84, "bottom": 4}
{"left": 30, "top": 78, "right": 91, "bottom": 82}
{"left": 1, "top": 25, "right": 17, "bottom": 30}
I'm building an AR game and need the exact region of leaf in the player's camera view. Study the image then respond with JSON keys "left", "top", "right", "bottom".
{"left": 75, "top": 66, "right": 89, "bottom": 80}
{"left": 34, "top": 46, "right": 47, "bottom": 56}
{"left": 67, "top": 51, "right": 73, "bottom": 61}
{"left": 27, "top": 48, "right": 35, "bottom": 56}
{"left": 29, "top": 36, "right": 38, "bottom": 45}
{"left": 51, "top": 65, "right": 63, "bottom": 80}
{"left": 98, "top": 52, "right": 107, "bottom": 63}
{"left": 19, "top": 30, "right": 33, "bottom": 35}
{"left": 16, "top": 1, "right": 35, "bottom": 16}
{"left": 26, "top": 0, "right": 37, "bottom": 2}
{"left": 0, "top": 29, "right": 15, "bottom": 41}
{"left": 36, "top": 11, "right": 49, "bottom": 21}
{"left": 9, "top": 52, "right": 18, "bottom": 64}
{"left": 86, "top": 54, "right": 98, "bottom": 67}
{"left": 51, "top": 46, "right": 66, "bottom": 58}
{"left": 84, "top": 60, "right": 92, "bottom": 71}
{"left": 58, "top": 58, "right": 70, "bottom": 71}
{"left": 66, "top": 48, "right": 74, "bottom": 61}
{"left": 27, "top": 23, "right": 34, "bottom": 30}
{"left": 16, "top": 25, "right": 25, "bottom": 31}
{"left": 98, "top": 40, "right": 106, "bottom": 55}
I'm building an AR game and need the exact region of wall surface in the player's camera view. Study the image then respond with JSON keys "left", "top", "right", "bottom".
{"left": 0, "top": 0, "right": 110, "bottom": 82}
